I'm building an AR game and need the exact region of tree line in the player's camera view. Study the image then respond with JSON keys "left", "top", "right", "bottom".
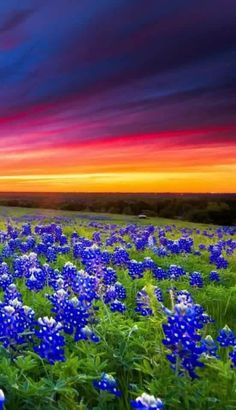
{"left": 0, "top": 193, "right": 235, "bottom": 225}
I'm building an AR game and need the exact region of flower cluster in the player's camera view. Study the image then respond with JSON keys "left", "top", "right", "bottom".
{"left": 130, "top": 393, "right": 163, "bottom": 409}
{"left": 189, "top": 272, "right": 204, "bottom": 288}
{"left": 93, "top": 373, "right": 121, "bottom": 396}
{"left": 34, "top": 316, "right": 65, "bottom": 364}
{"left": 162, "top": 291, "right": 212, "bottom": 378}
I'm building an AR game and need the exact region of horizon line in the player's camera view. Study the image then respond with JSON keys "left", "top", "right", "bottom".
{"left": 0, "top": 191, "right": 235, "bottom": 195}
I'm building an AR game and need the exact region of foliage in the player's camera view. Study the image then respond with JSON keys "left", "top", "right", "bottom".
{"left": 0, "top": 209, "right": 234, "bottom": 409}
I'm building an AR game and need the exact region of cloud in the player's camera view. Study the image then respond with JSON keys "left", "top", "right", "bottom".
{"left": 0, "top": 8, "right": 34, "bottom": 33}
{"left": 0, "top": 0, "right": 235, "bottom": 191}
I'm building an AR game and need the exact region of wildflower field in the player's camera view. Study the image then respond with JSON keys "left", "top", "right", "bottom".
{"left": 0, "top": 207, "right": 235, "bottom": 410}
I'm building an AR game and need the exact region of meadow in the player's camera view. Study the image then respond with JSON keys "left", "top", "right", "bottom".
{"left": 0, "top": 206, "right": 235, "bottom": 410}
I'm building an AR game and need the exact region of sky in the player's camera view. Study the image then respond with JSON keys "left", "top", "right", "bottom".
{"left": 0, "top": 0, "right": 236, "bottom": 193}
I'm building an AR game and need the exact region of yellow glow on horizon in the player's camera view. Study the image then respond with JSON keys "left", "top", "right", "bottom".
{"left": 0, "top": 167, "right": 235, "bottom": 193}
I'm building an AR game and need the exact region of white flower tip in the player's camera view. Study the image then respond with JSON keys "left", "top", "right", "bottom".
{"left": 0, "top": 389, "right": 5, "bottom": 402}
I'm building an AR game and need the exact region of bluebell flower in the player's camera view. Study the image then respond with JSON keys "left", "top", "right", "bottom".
{"left": 130, "top": 393, "right": 163, "bottom": 409}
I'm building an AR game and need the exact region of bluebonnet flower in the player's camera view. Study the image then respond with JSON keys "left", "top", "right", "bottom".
{"left": 59, "top": 234, "right": 68, "bottom": 246}
{"left": 114, "top": 282, "right": 126, "bottom": 300}
{"left": 4, "top": 284, "right": 22, "bottom": 303}
{"left": 229, "top": 347, "right": 236, "bottom": 367}
{"left": 21, "top": 223, "right": 32, "bottom": 236}
{"left": 189, "top": 272, "right": 204, "bottom": 288}
{"left": 128, "top": 260, "right": 145, "bottom": 280}
{"left": 46, "top": 246, "right": 57, "bottom": 262}
{"left": 154, "top": 287, "right": 163, "bottom": 302}
{"left": 135, "top": 289, "right": 153, "bottom": 316}
{"left": 48, "top": 291, "right": 94, "bottom": 341}
{"left": 201, "top": 335, "right": 218, "bottom": 358}
{"left": 143, "top": 257, "right": 156, "bottom": 270}
{"left": 103, "top": 286, "right": 118, "bottom": 304}
{"left": 13, "top": 253, "right": 39, "bottom": 278}
{"left": 110, "top": 300, "right": 126, "bottom": 313}
{"left": 217, "top": 325, "right": 236, "bottom": 347}
{"left": 0, "top": 272, "right": 13, "bottom": 291}
{"left": 165, "top": 237, "right": 193, "bottom": 254}
{"left": 1, "top": 244, "right": 14, "bottom": 258}
{"left": 162, "top": 294, "right": 210, "bottom": 378}
{"left": 152, "top": 266, "right": 167, "bottom": 280}
{"left": 147, "top": 236, "right": 156, "bottom": 248}
{"left": 111, "top": 247, "right": 130, "bottom": 266}
{"left": 209, "top": 246, "right": 229, "bottom": 269}
{"left": 199, "top": 244, "right": 206, "bottom": 250}
{"left": 130, "top": 393, "right": 163, "bottom": 409}
{"left": 153, "top": 246, "right": 168, "bottom": 257}
{"left": 62, "top": 262, "right": 78, "bottom": 285}
{"left": 26, "top": 267, "right": 46, "bottom": 291}
{"left": 0, "top": 389, "right": 5, "bottom": 410}
{"left": 72, "top": 272, "right": 98, "bottom": 303}
{"left": 93, "top": 373, "right": 121, "bottom": 397}
{"left": 0, "top": 300, "right": 35, "bottom": 348}
{"left": 75, "top": 325, "right": 100, "bottom": 343}
{"left": 102, "top": 267, "right": 117, "bottom": 286}
{"left": 209, "top": 271, "right": 220, "bottom": 282}
{"left": 214, "top": 255, "right": 229, "bottom": 269}
{"left": 92, "top": 231, "right": 101, "bottom": 244}
{"left": 176, "top": 290, "right": 193, "bottom": 305}
{"left": 167, "top": 265, "right": 186, "bottom": 280}
{"left": 34, "top": 317, "right": 65, "bottom": 364}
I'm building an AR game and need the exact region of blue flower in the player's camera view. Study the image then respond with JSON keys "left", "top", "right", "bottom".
{"left": 162, "top": 293, "right": 210, "bottom": 378}
{"left": 135, "top": 289, "right": 153, "bottom": 316}
{"left": 110, "top": 300, "right": 126, "bottom": 313}
{"left": 201, "top": 335, "right": 218, "bottom": 358}
{"left": 229, "top": 347, "right": 236, "bottom": 367}
{"left": 189, "top": 272, "right": 204, "bottom": 288}
{"left": 93, "top": 373, "right": 121, "bottom": 397}
{"left": 217, "top": 325, "right": 236, "bottom": 347}
{"left": 209, "top": 271, "right": 220, "bottom": 282}
{"left": 0, "top": 300, "right": 35, "bottom": 348}
{"left": 75, "top": 325, "right": 100, "bottom": 343}
{"left": 130, "top": 393, "right": 163, "bottom": 409}
{"left": 168, "top": 265, "right": 186, "bottom": 280}
{"left": 34, "top": 317, "right": 65, "bottom": 364}
{"left": 0, "top": 389, "right": 5, "bottom": 410}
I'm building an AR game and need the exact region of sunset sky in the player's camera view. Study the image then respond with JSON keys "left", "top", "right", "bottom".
{"left": 0, "top": 0, "right": 236, "bottom": 192}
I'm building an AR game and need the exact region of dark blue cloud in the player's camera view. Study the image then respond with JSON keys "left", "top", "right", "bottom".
{"left": 0, "top": 0, "right": 235, "bottom": 136}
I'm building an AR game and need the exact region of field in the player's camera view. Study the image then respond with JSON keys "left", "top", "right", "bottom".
{"left": 0, "top": 206, "right": 235, "bottom": 409}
